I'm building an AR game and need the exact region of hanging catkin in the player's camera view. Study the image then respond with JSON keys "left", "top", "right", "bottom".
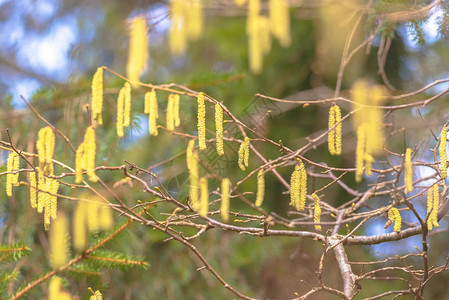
{"left": 199, "top": 177, "right": 208, "bottom": 217}
{"left": 388, "top": 207, "right": 402, "bottom": 232}
{"left": 91, "top": 67, "right": 104, "bottom": 125}
{"left": 255, "top": 170, "right": 265, "bottom": 207}
{"left": 148, "top": 89, "right": 158, "bottom": 136}
{"left": 166, "top": 94, "right": 175, "bottom": 131}
{"left": 439, "top": 125, "right": 447, "bottom": 179}
{"left": 328, "top": 104, "right": 342, "bottom": 156}
{"left": 269, "top": 0, "right": 291, "bottom": 47}
{"left": 215, "top": 103, "right": 224, "bottom": 156}
{"left": 6, "top": 151, "right": 19, "bottom": 197}
{"left": 169, "top": 0, "right": 187, "bottom": 55}
{"left": 173, "top": 94, "right": 181, "bottom": 127}
{"left": 290, "top": 161, "right": 307, "bottom": 212}
{"left": 73, "top": 201, "right": 87, "bottom": 252}
{"left": 197, "top": 92, "right": 206, "bottom": 150}
{"left": 312, "top": 193, "right": 321, "bottom": 231}
{"left": 50, "top": 213, "right": 68, "bottom": 269}
{"left": 238, "top": 137, "right": 250, "bottom": 171}
{"left": 221, "top": 178, "right": 230, "bottom": 222}
{"left": 75, "top": 127, "right": 97, "bottom": 183}
{"left": 404, "top": 148, "right": 413, "bottom": 193}
{"left": 123, "top": 82, "right": 132, "bottom": 127}
{"left": 188, "top": 150, "right": 200, "bottom": 211}
{"left": 116, "top": 87, "right": 125, "bottom": 137}
{"left": 126, "top": 16, "right": 148, "bottom": 87}
{"left": 29, "top": 171, "right": 37, "bottom": 209}
{"left": 355, "top": 126, "right": 365, "bottom": 182}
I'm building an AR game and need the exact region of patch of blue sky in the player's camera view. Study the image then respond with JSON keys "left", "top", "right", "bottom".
{"left": 404, "top": 7, "right": 442, "bottom": 50}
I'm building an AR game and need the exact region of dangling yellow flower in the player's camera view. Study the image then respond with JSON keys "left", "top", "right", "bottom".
{"left": 221, "top": 178, "right": 230, "bottom": 222}
{"left": 269, "top": 0, "right": 291, "bottom": 47}
{"left": 123, "top": 82, "right": 132, "bottom": 127}
{"left": 439, "top": 125, "right": 447, "bottom": 179}
{"left": 199, "top": 177, "right": 208, "bottom": 217}
{"left": 146, "top": 89, "right": 159, "bottom": 136}
{"left": 6, "top": 151, "right": 19, "bottom": 197}
{"left": 255, "top": 170, "right": 265, "bottom": 207}
{"left": 173, "top": 94, "right": 181, "bottom": 127}
{"left": 312, "top": 193, "right": 321, "bottom": 231}
{"left": 215, "top": 103, "right": 224, "bottom": 156}
{"left": 290, "top": 161, "right": 308, "bottom": 211}
{"left": 189, "top": 151, "right": 200, "bottom": 211}
{"left": 388, "top": 207, "right": 402, "bottom": 232}
{"left": 116, "top": 87, "right": 125, "bottom": 138}
{"left": 238, "top": 137, "right": 250, "bottom": 171}
{"left": 50, "top": 213, "right": 69, "bottom": 269}
{"left": 166, "top": 94, "right": 175, "bottom": 131}
{"left": 91, "top": 67, "right": 104, "bottom": 125}
{"left": 75, "top": 126, "right": 97, "bottom": 183}
{"left": 404, "top": 148, "right": 413, "bottom": 193}
{"left": 197, "top": 92, "right": 206, "bottom": 150}
{"left": 127, "top": 16, "right": 149, "bottom": 87}
{"left": 73, "top": 201, "right": 87, "bottom": 252}
{"left": 328, "top": 104, "right": 342, "bottom": 156}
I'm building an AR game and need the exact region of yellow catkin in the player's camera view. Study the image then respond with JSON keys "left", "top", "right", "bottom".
{"left": 186, "top": 140, "right": 196, "bottom": 170}
{"left": 49, "top": 178, "right": 59, "bottom": 220}
{"left": 144, "top": 91, "right": 150, "bottom": 114}
{"left": 166, "top": 94, "right": 175, "bottom": 131}
{"left": 50, "top": 213, "right": 68, "bottom": 269}
{"left": 328, "top": 104, "right": 342, "bottom": 156}
{"left": 258, "top": 16, "right": 272, "bottom": 55}
{"left": 215, "top": 103, "right": 224, "bottom": 156}
{"left": 290, "top": 165, "right": 300, "bottom": 210}
{"left": 221, "top": 178, "right": 230, "bottom": 222}
{"left": 73, "top": 201, "right": 87, "bottom": 252}
{"left": 427, "top": 185, "right": 434, "bottom": 231}
{"left": 439, "top": 126, "right": 447, "bottom": 179}
{"left": 36, "top": 127, "right": 47, "bottom": 166}
{"left": 197, "top": 92, "right": 207, "bottom": 150}
{"left": 49, "top": 276, "right": 61, "bottom": 300}
{"left": 186, "top": 0, "right": 203, "bottom": 40}
{"left": 352, "top": 80, "right": 384, "bottom": 156}
{"left": 238, "top": 137, "right": 250, "bottom": 171}
{"left": 127, "top": 16, "right": 148, "bottom": 87}
{"left": 29, "top": 171, "right": 37, "bottom": 209}
{"left": 255, "top": 170, "right": 265, "bottom": 207}
{"left": 404, "top": 148, "right": 413, "bottom": 193}
{"left": 75, "top": 142, "right": 85, "bottom": 183}
{"left": 45, "top": 127, "right": 55, "bottom": 165}
{"left": 91, "top": 67, "right": 104, "bottom": 125}
{"left": 37, "top": 169, "right": 45, "bottom": 213}
{"left": 6, "top": 151, "right": 19, "bottom": 197}
{"left": 116, "top": 86, "right": 125, "bottom": 137}
{"left": 199, "top": 177, "right": 208, "bottom": 217}
{"left": 169, "top": 0, "right": 187, "bottom": 55}
{"left": 247, "top": 0, "right": 263, "bottom": 74}
{"left": 173, "top": 94, "right": 181, "bottom": 127}
{"left": 123, "top": 82, "right": 132, "bottom": 127}
{"left": 91, "top": 290, "right": 103, "bottom": 300}
{"left": 299, "top": 161, "right": 307, "bottom": 211}
{"left": 44, "top": 181, "right": 52, "bottom": 230}
{"left": 388, "top": 207, "right": 402, "bottom": 232}
{"left": 312, "top": 193, "right": 321, "bottom": 231}
{"left": 432, "top": 184, "right": 439, "bottom": 229}
{"left": 87, "top": 199, "right": 100, "bottom": 233}
{"left": 148, "top": 89, "right": 159, "bottom": 136}
{"left": 355, "top": 126, "right": 365, "bottom": 182}
{"left": 84, "top": 126, "right": 97, "bottom": 183}
{"left": 189, "top": 151, "right": 200, "bottom": 211}
{"left": 99, "top": 204, "right": 114, "bottom": 231}
{"left": 269, "top": 0, "right": 291, "bottom": 47}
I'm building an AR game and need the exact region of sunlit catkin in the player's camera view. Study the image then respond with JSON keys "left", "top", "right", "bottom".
{"left": 247, "top": 0, "right": 263, "bottom": 73}
{"left": 186, "top": 139, "right": 196, "bottom": 170}
{"left": 90, "top": 290, "right": 103, "bottom": 300}
{"left": 49, "top": 178, "right": 59, "bottom": 220}
{"left": 50, "top": 213, "right": 68, "bottom": 269}
{"left": 123, "top": 82, "right": 132, "bottom": 127}
{"left": 116, "top": 86, "right": 125, "bottom": 137}
{"left": 312, "top": 193, "right": 321, "bottom": 231}
{"left": 36, "top": 126, "right": 55, "bottom": 175}
{"left": 75, "top": 142, "right": 85, "bottom": 183}
{"left": 186, "top": 0, "right": 203, "bottom": 40}
{"left": 388, "top": 207, "right": 402, "bottom": 232}
{"left": 91, "top": 67, "right": 104, "bottom": 125}
{"left": 199, "top": 177, "right": 208, "bottom": 217}
{"left": 169, "top": 0, "right": 187, "bottom": 55}
{"left": 99, "top": 204, "right": 114, "bottom": 231}
{"left": 221, "top": 178, "right": 230, "bottom": 222}
{"left": 84, "top": 126, "right": 97, "bottom": 182}
{"left": 197, "top": 92, "right": 206, "bottom": 150}
{"left": 328, "top": 104, "right": 342, "bottom": 156}
{"left": 355, "top": 126, "right": 365, "bottom": 182}
{"left": 269, "top": 0, "right": 291, "bottom": 47}
{"left": 166, "top": 94, "right": 175, "bottom": 131}
{"left": 87, "top": 199, "right": 100, "bottom": 233}
{"left": 148, "top": 89, "right": 159, "bottom": 136}
{"left": 49, "top": 277, "right": 62, "bottom": 300}
{"left": 29, "top": 171, "right": 37, "bottom": 209}
{"left": 238, "top": 137, "right": 250, "bottom": 171}
{"left": 73, "top": 201, "right": 87, "bottom": 251}
{"left": 127, "top": 16, "right": 148, "bottom": 87}
{"left": 430, "top": 184, "right": 440, "bottom": 230}
{"left": 189, "top": 151, "right": 200, "bottom": 211}
{"left": 404, "top": 148, "right": 413, "bottom": 193}
{"left": 290, "top": 165, "right": 300, "bottom": 210}
{"left": 6, "top": 151, "right": 19, "bottom": 197}
{"left": 215, "top": 103, "right": 224, "bottom": 156}
{"left": 173, "top": 94, "right": 181, "bottom": 127}
{"left": 45, "top": 127, "right": 55, "bottom": 165}
{"left": 439, "top": 125, "right": 447, "bottom": 179}
{"left": 255, "top": 170, "right": 265, "bottom": 207}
